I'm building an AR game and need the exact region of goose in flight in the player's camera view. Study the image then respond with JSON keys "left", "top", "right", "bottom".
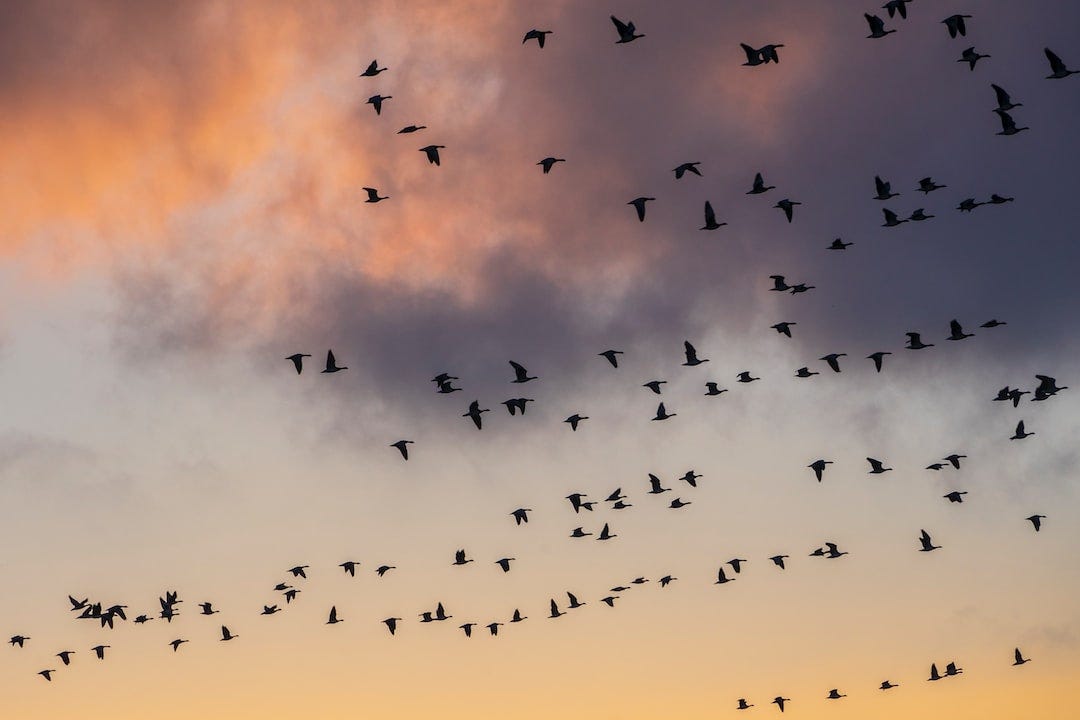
{"left": 906, "top": 332, "right": 934, "bottom": 350}
{"left": 995, "top": 110, "right": 1029, "bottom": 136}
{"left": 737, "top": 698, "right": 754, "bottom": 710}
{"left": 1044, "top": 48, "right": 1077, "bottom": 78}
{"left": 917, "top": 177, "right": 947, "bottom": 193}
{"left": 68, "top": 595, "right": 88, "bottom": 611}
{"left": 495, "top": 558, "right": 514, "bottom": 572}
{"left": 682, "top": 340, "right": 708, "bottom": 366}
{"left": 510, "top": 609, "right": 527, "bottom": 623}
{"left": 382, "top": 617, "right": 402, "bottom": 635}
{"left": 522, "top": 29, "right": 552, "bottom": 47}
{"left": 648, "top": 403, "right": 673, "bottom": 418}
{"left": 599, "top": 349, "right": 624, "bottom": 367}
{"left": 942, "top": 14, "right": 972, "bottom": 38}
{"left": 769, "top": 275, "right": 791, "bottom": 292}
{"left": 908, "top": 208, "right": 934, "bottom": 221}
{"left": 363, "top": 187, "right": 388, "bottom": 203}
{"left": 827, "top": 689, "right": 847, "bottom": 700}
{"left": 643, "top": 380, "right": 667, "bottom": 394}
{"left": 1014, "top": 648, "right": 1031, "bottom": 665}
{"left": 648, "top": 474, "right": 671, "bottom": 494}
{"left": 570, "top": 527, "right": 592, "bottom": 538}
{"left": 918, "top": 529, "right": 941, "bottom": 552}
{"left": 288, "top": 565, "right": 309, "bottom": 578}
{"left": 564, "top": 414, "right": 589, "bottom": 431}
{"left": 990, "top": 84, "right": 1021, "bottom": 112}
{"left": 828, "top": 238, "right": 852, "bottom": 250}
{"left": 669, "top": 497, "right": 691, "bottom": 509}
{"left": 537, "top": 157, "right": 565, "bottom": 173}
{"left": 673, "top": 161, "right": 702, "bottom": 178}
{"left": 957, "top": 197, "right": 984, "bottom": 212}
{"left": 366, "top": 94, "right": 391, "bottom": 115}
{"left": 458, "top": 622, "right": 474, "bottom": 636}
{"left": 659, "top": 575, "right": 677, "bottom": 587}
{"left": 9, "top": 635, "right": 29, "bottom": 648}
{"left": 326, "top": 606, "right": 342, "bottom": 625}
{"left": 770, "top": 555, "right": 789, "bottom": 569}
{"left": 945, "top": 661, "right": 963, "bottom": 677}
{"left": 867, "top": 458, "right": 892, "bottom": 474}
{"left": 809, "top": 459, "right": 833, "bottom": 482}
{"left": 680, "top": 470, "right": 701, "bottom": 487}
{"left": 874, "top": 176, "right": 899, "bottom": 200}
{"left": 865, "top": 14, "right": 896, "bottom": 38}
{"left": 91, "top": 645, "right": 110, "bottom": 660}
{"left": 715, "top": 567, "right": 735, "bottom": 584}
{"left": 391, "top": 440, "right": 414, "bottom": 460}
{"left": 510, "top": 508, "right": 532, "bottom": 525}
{"left": 701, "top": 201, "right": 727, "bottom": 230}
{"left": 340, "top": 561, "right": 360, "bottom": 576}
{"left": 705, "top": 382, "right": 728, "bottom": 396}
{"left": 435, "top": 603, "right": 451, "bottom": 622}
{"left": 882, "top": 208, "right": 908, "bottom": 227}
{"left": 598, "top": 523, "right": 617, "bottom": 540}
{"left": 948, "top": 320, "right": 974, "bottom": 341}
{"left": 38, "top": 669, "right": 55, "bottom": 681}
{"left": 741, "top": 44, "right": 764, "bottom": 66}
{"left": 481, "top": 622, "right": 501, "bottom": 637}
{"left": 821, "top": 353, "right": 846, "bottom": 373}
{"left": 397, "top": 124, "right": 427, "bottom": 134}
{"left": 56, "top": 651, "right": 74, "bottom": 665}
{"left": 729, "top": 558, "right": 748, "bottom": 574}
{"left": 321, "top": 350, "right": 347, "bottom": 373}
{"left": 774, "top": 198, "right": 800, "bottom": 223}
{"left": 880, "top": 680, "right": 899, "bottom": 690}
{"left": 601, "top": 596, "right": 619, "bottom": 607}
{"left": 611, "top": 15, "right": 644, "bottom": 43}
{"left": 419, "top": 145, "right": 445, "bottom": 165}
{"left": 773, "top": 696, "right": 790, "bottom": 712}
{"left": 736, "top": 371, "right": 759, "bottom": 383}
{"left": 824, "top": 542, "right": 848, "bottom": 558}
{"left": 1032, "top": 374, "right": 1067, "bottom": 401}
{"left": 359, "top": 60, "right": 387, "bottom": 77}
{"left": 791, "top": 283, "right": 816, "bottom": 295}
{"left": 795, "top": 367, "right": 819, "bottom": 378}
{"left": 375, "top": 565, "right": 396, "bottom": 576}
{"left": 566, "top": 592, "right": 586, "bottom": 609}
{"left": 501, "top": 398, "right": 534, "bottom": 415}
{"left": 928, "top": 663, "right": 942, "bottom": 681}
{"left": 628, "top": 196, "right": 655, "bottom": 221}
{"left": 452, "top": 549, "right": 473, "bottom": 566}
{"left": 944, "top": 454, "right": 967, "bottom": 469}
{"left": 759, "top": 44, "right": 784, "bottom": 63}
{"left": 883, "top": 0, "right": 911, "bottom": 19}
{"left": 463, "top": 400, "right": 489, "bottom": 430}
{"left": 169, "top": 638, "right": 188, "bottom": 652}
{"left": 988, "top": 193, "right": 1014, "bottom": 204}
{"left": 1010, "top": 420, "right": 1033, "bottom": 440}
{"left": 549, "top": 599, "right": 566, "bottom": 618}
{"left": 605, "top": 488, "right": 626, "bottom": 502}
{"left": 944, "top": 491, "right": 968, "bottom": 503}
{"left": 1027, "top": 514, "right": 1046, "bottom": 532}
{"left": 261, "top": 605, "right": 281, "bottom": 615}
{"left": 285, "top": 353, "right": 310, "bottom": 374}
{"left": 772, "top": 322, "right": 795, "bottom": 337}
{"left": 566, "top": 493, "right": 594, "bottom": 513}
{"left": 199, "top": 602, "right": 219, "bottom": 615}
{"left": 959, "top": 47, "right": 990, "bottom": 70}
{"left": 748, "top": 172, "right": 775, "bottom": 194}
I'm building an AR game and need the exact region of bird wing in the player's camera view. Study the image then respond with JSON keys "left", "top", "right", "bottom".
{"left": 508, "top": 360, "right": 527, "bottom": 380}
{"left": 326, "top": 349, "right": 336, "bottom": 369}
{"left": 1045, "top": 48, "right": 1065, "bottom": 73}
{"left": 950, "top": 319, "right": 962, "bottom": 335}
{"left": 866, "top": 14, "right": 884, "bottom": 33}
{"left": 684, "top": 340, "right": 697, "bottom": 361}
{"left": 704, "top": 201, "right": 716, "bottom": 225}
{"left": 740, "top": 43, "right": 759, "bottom": 63}
{"left": 610, "top": 15, "right": 630, "bottom": 34}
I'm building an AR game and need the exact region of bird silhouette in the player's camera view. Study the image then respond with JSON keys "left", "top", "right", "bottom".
{"left": 809, "top": 459, "right": 833, "bottom": 482}
{"left": 570, "top": 527, "right": 592, "bottom": 538}
{"left": 673, "top": 162, "right": 702, "bottom": 179}
{"left": 485, "top": 622, "right": 503, "bottom": 636}
{"left": 599, "top": 349, "right": 624, "bottom": 367}
{"left": 736, "top": 371, "right": 759, "bottom": 383}
{"left": 659, "top": 575, "right": 677, "bottom": 587}
{"left": 991, "top": 84, "right": 1021, "bottom": 112}
{"left": 945, "top": 661, "right": 963, "bottom": 676}
{"left": 537, "top": 157, "right": 565, "bottom": 173}
{"left": 828, "top": 238, "right": 853, "bottom": 250}
{"left": 701, "top": 201, "right": 727, "bottom": 230}
{"left": 669, "top": 497, "right": 691, "bottom": 509}
{"left": 564, "top": 414, "right": 588, "bottom": 431}
{"left": 1010, "top": 420, "right": 1033, "bottom": 440}
{"left": 38, "top": 669, "right": 55, "bottom": 681}
{"left": 628, "top": 196, "right": 655, "bottom": 221}
{"left": 397, "top": 124, "right": 427, "bottom": 134}
{"left": 748, "top": 172, "right": 775, "bottom": 194}
{"left": 1014, "top": 648, "right": 1031, "bottom": 665}
{"left": 680, "top": 470, "right": 701, "bottom": 487}
{"left": 928, "top": 663, "right": 942, "bottom": 681}
{"left": 729, "top": 558, "right": 748, "bottom": 574}
{"left": 908, "top": 208, "right": 935, "bottom": 221}
{"left": 285, "top": 353, "right": 310, "bottom": 374}
{"left": 510, "top": 508, "right": 532, "bottom": 525}
{"left": 363, "top": 187, "right": 388, "bottom": 203}
{"left": 91, "top": 644, "right": 109, "bottom": 659}
{"left": 419, "top": 145, "right": 445, "bottom": 165}
{"left": 288, "top": 565, "right": 309, "bottom": 579}
{"left": 827, "top": 689, "right": 847, "bottom": 700}
{"left": 865, "top": 14, "right": 896, "bottom": 38}
{"left": 643, "top": 380, "right": 667, "bottom": 394}
{"left": 737, "top": 698, "right": 754, "bottom": 710}
{"left": 822, "top": 353, "right": 846, "bottom": 373}
{"left": 391, "top": 440, "right": 414, "bottom": 460}
{"left": 883, "top": 0, "right": 910, "bottom": 19}
{"left": 382, "top": 617, "right": 402, "bottom": 635}
{"left": 549, "top": 599, "right": 566, "bottom": 618}
{"left": 169, "top": 639, "right": 188, "bottom": 652}
{"left": 918, "top": 177, "right": 947, "bottom": 193}
{"left": 705, "top": 382, "right": 728, "bottom": 396}
{"left": 1044, "top": 48, "right": 1078, "bottom": 78}
{"left": 795, "top": 367, "right": 819, "bottom": 378}
{"left": 957, "top": 197, "right": 984, "bottom": 212}
{"left": 56, "top": 650, "right": 74, "bottom": 665}
{"left": 375, "top": 565, "right": 396, "bottom": 577}
{"left": 359, "top": 60, "right": 387, "bottom": 77}
{"left": 770, "top": 555, "right": 789, "bottom": 569}
{"left": 918, "top": 529, "right": 941, "bottom": 552}
{"left": 880, "top": 680, "right": 899, "bottom": 690}
{"left": 463, "top": 400, "right": 489, "bottom": 430}
{"left": 774, "top": 198, "right": 800, "bottom": 222}
{"left": 942, "top": 14, "right": 972, "bottom": 38}
{"left": 452, "top": 549, "right": 473, "bottom": 566}
{"left": 947, "top": 320, "right": 974, "bottom": 341}
{"left": 522, "top": 29, "right": 552, "bottom": 48}
{"left": 9, "top": 636, "right": 29, "bottom": 648}
{"left": 326, "top": 606, "right": 342, "bottom": 625}
{"left": 959, "top": 47, "right": 990, "bottom": 70}
{"left": 906, "top": 332, "right": 934, "bottom": 350}
{"left": 995, "top": 110, "right": 1029, "bottom": 136}
{"left": 773, "top": 696, "right": 790, "bottom": 712}
{"left": 648, "top": 474, "right": 671, "bottom": 494}
{"left": 366, "top": 94, "right": 391, "bottom": 114}
{"left": 715, "top": 567, "right": 735, "bottom": 584}
{"left": 510, "top": 609, "right": 526, "bottom": 623}
{"left": 874, "top": 176, "right": 899, "bottom": 200}
{"left": 651, "top": 402, "right": 676, "bottom": 421}
{"left": 321, "top": 350, "right": 347, "bottom": 373}
{"left": 682, "top": 340, "right": 708, "bottom": 366}
{"left": 458, "top": 622, "right": 474, "bottom": 636}
{"left": 1026, "top": 514, "right": 1046, "bottom": 532}
{"left": 944, "top": 491, "right": 968, "bottom": 503}
{"left": 882, "top": 208, "right": 908, "bottom": 227}
{"left": 339, "top": 561, "right": 359, "bottom": 576}
{"left": 867, "top": 458, "right": 892, "bottom": 474}
{"left": 772, "top": 322, "right": 796, "bottom": 337}
{"left": 610, "top": 15, "right": 644, "bottom": 44}
{"left": 495, "top": 557, "right": 514, "bottom": 572}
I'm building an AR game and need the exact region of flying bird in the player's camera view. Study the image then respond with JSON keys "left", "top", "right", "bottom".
{"left": 770, "top": 555, "right": 789, "bottom": 569}
{"left": 772, "top": 322, "right": 796, "bottom": 337}
{"left": 452, "top": 549, "right": 473, "bottom": 566}
{"left": 322, "top": 350, "right": 347, "bottom": 373}
{"left": 610, "top": 15, "right": 644, "bottom": 44}
{"left": 366, "top": 94, "right": 392, "bottom": 114}
{"left": 463, "top": 400, "right": 489, "bottom": 430}
{"left": 643, "top": 380, "right": 667, "bottom": 394}
{"left": 628, "top": 196, "right": 655, "bottom": 222}
{"left": 736, "top": 371, "right": 759, "bottom": 383}
{"left": 419, "top": 145, "right": 445, "bottom": 165}
{"left": 285, "top": 353, "right": 310, "bottom": 374}
{"left": 748, "top": 172, "right": 775, "bottom": 194}
{"left": 397, "top": 124, "right": 427, "bottom": 134}
{"left": 944, "top": 491, "right": 968, "bottom": 503}
{"left": 948, "top": 320, "right": 974, "bottom": 341}
{"left": 673, "top": 162, "right": 702, "bottom": 179}
{"left": 867, "top": 458, "right": 892, "bottom": 474}
{"left": 1026, "top": 514, "right": 1046, "bottom": 532}
{"left": 705, "top": 382, "right": 728, "bottom": 396}
{"left": 522, "top": 29, "right": 552, "bottom": 47}
{"left": 701, "top": 201, "right": 727, "bottom": 230}
{"left": 651, "top": 403, "right": 675, "bottom": 421}
{"left": 991, "top": 84, "right": 1022, "bottom": 112}
{"left": 773, "top": 696, "right": 790, "bottom": 712}
{"left": 918, "top": 529, "right": 941, "bottom": 552}
{"left": 874, "top": 176, "right": 899, "bottom": 200}
{"left": 56, "top": 651, "right": 74, "bottom": 665}
{"left": 359, "top": 60, "right": 387, "bottom": 77}
{"left": 1010, "top": 420, "right": 1033, "bottom": 440}
{"left": 495, "top": 557, "right": 514, "bottom": 572}
{"left": 564, "top": 414, "right": 589, "bottom": 431}
{"left": 1014, "top": 648, "right": 1031, "bottom": 665}
{"left": 906, "top": 332, "right": 934, "bottom": 350}
{"left": 382, "top": 617, "right": 401, "bottom": 635}
{"left": 169, "top": 639, "right": 188, "bottom": 652}
{"left": 865, "top": 14, "right": 896, "bottom": 38}
{"left": 773, "top": 198, "right": 800, "bottom": 222}
{"left": 599, "top": 349, "right": 624, "bottom": 367}
{"left": 959, "top": 46, "right": 990, "bottom": 70}
{"left": 38, "top": 669, "right": 55, "bottom": 681}
{"left": 883, "top": 0, "right": 911, "bottom": 19}
{"left": 537, "top": 157, "right": 565, "bottom": 173}
{"left": 682, "top": 340, "right": 709, "bottom": 366}
{"left": 510, "top": 508, "right": 531, "bottom": 525}
{"left": 809, "top": 459, "right": 833, "bottom": 482}
{"left": 942, "top": 14, "right": 972, "bottom": 38}
{"left": 828, "top": 238, "right": 852, "bottom": 250}
{"left": 821, "top": 353, "right": 846, "bottom": 373}
{"left": 391, "top": 440, "right": 414, "bottom": 460}
{"left": 795, "top": 367, "right": 819, "bottom": 378}
{"left": 918, "top": 177, "right": 947, "bottom": 193}
{"left": 882, "top": 208, "right": 908, "bottom": 227}
{"left": 376, "top": 565, "right": 396, "bottom": 577}
{"left": 995, "top": 110, "right": 1029, "bottom": 136}
{"left": 1044, "top": 48, "right": 1078, "bottom": 79}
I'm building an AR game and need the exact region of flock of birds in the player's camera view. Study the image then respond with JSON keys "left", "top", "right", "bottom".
{"left": 9, "top": 4, "right": 1076, "bottom": 714}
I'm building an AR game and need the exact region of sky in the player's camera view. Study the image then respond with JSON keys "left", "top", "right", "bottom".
{"left": 1, "top": 1, "right": 1079, "bottom": 718}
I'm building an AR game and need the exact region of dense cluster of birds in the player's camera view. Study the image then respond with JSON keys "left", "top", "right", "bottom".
{"left": 9, "top": 5, "right": 1074, "bottom": 714}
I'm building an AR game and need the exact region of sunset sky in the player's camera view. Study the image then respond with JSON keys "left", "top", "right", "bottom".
{"left": 2, "top": 1, "right": 1079, "bottom": 718}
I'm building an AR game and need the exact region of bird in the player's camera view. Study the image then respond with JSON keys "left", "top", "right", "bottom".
{"left": 495, "top": 558, "right": 514, "bottom": 572}
{"left": 261, "top": 605, "right": 281, "bottom": 615}
{"left": 669, "top": 497, "right": 691, "bottom": 509}
{"left": 883, "top": 0, "right": 911, "bottom": 19}
{"left": 729, "top": 558, "right": 748, "bottom": 574}
{"left": 651, "top": 403, "right": 675, "bottom": 421}
{"left": 827, "top": 689, "right": 847, "bottom": 700}
{"left": 510, "top": 508, "right": 531, "bottom": 525}
{"left": 537, "top": 157, "right": 565, "bottom": 173}
{"left": 38, "top": 669, "right": 55, "bottom": 681}
{"left": 821, "top": 353, "right": 846, "bottom": 373}
{"left": 868, "top": 351, "right": 891, "bottom": 372}
{"left": 748, "top": 172, "right": 775, "bottom": 194}
{"left": 917, "top": 177, "right": 947, "bottom": 193}
{"left": 610, "top": 15, "right": 644, "bottom": 44}
{"left": 773, "top": 696, "right": 790, "bottom": 712}
{"left": 944, "top": 454, "right": 967, "bottom": 469}
{"left": 326, "top": 606, "right": 342, "bottom": 625}
{"left": 680, "top": 470, "right": 701, "bottom": 487}
{"left": 928, "top": 663, "right": 942, "bottom": 681}
{"left": 510, "top": 609, "right": 527, "bottom": 623}
{"left": 359, "top": 60, "right": 387, "bottom": 77}
{"left": 375, "top": 565, "right": 396, "bottom": 577}
{"left": 701, "top": 201, "right": 727, "bottom": 230}
{"left": 463, "top": 400, "right": 489, "bottom": 430}
{"left": 363, "top": 187, "right": 388, "bottom": 203}
{"left": 772, "top": 322, "right": 796, "bottom": 337}
{"left": 948, "top": 320, "right": 974, "bottom": 341}
{"left": 908, "top": 208, "right": 935, "bottom": 221}
{"left": 628, "top": 196, "right": 654, "bottom": 222}
{"left": 1014, "top": 648, "right": 1031, "bottom": 665}
{"left": 570, "top": 527, "right": 592, "bottom": 538}
{"left": 648, "top": 474, "right": 671, "bottom": 494}
{"left": 283, "top": 589, "right": 299, "bottom": 603}
{"left": 501, "top": 398, "right": 534, "bottom": 416}
{"left": 828, "top": 238, "right": 852, "bottom": 250}
{"left": 945, "top": 661, "right": 963, "bottom": 677}
{"left": 865, "top": 14, "right": 896, "bottom": 38}
{"left": 991, "top": 84, "right": 1022, "bottom": 112}
{"left": 522, "top": 29, "right": 552, "bottom": 48}
{"left": 458, "top": 622, "right": 474, "bottom": 637}
{"left": 740, "top": 43, "right": 766, "bottom": 66}
{"left": 598, "top": 523, "right": 617, "bottom": 540}
{"left": 56, "top": 651, "right": 74, "bottom": 665}
{"left": 919, "top": 529, "right": 941, "bottom": 552}
{"left": 601, "top": 596, "right": 619, "bottom": 607}
{"left": 1010, "top": 421, "right": 1033, "bottom": 440}
{"left": 774, "top": 198, "right": 800, "bottom": 222}
{"left": 673, "top": 161, "right": 702, "bottom": 179}
{"left": 758, "top": 44, "right": 784, "bottom": 63}
{"left": 682, "top": 340, "right": 708, "bottom": 366}
{"left": 737, "top": 698, "right": 754, "bottom": 710}
{"left": 566, "top": 493, "right": 593, "bottom": 513}
{"left": 452, "top": 549, "right": 473, "bottom": 566}
{"left": 928, "top": 463, "right": 946, "bottom": 471}
{"left": 485, "top": 622, "right": 503, "bottom": 636}
{"left": 643, "top": 380, "right": 667, "bottom": 394}
{"left": 880, "top": 680, "right": 899, "bottom": 690}
{"left": 882, "top": 208, "right": 908, "bottom": 227}
{"left": 769, "top": 275, "right": 791, "bottom": 292}
{"left": 959, "top": 47, "right": 990, "bottom": 70}
{"left": 795, "top": 367, "right": 819, "bottom": 378}
{"left": 199, "top": 602, "right": 219, "bottom": 615}
{"left": 996, "top": 110, "right": 1029, "bottom": 136}
{"left": 944, "top": 491, "right": 968, "bottom": 503}
{"left": 169, "top": 639, "right": 188, "bottom": 652}
{"left": 736, "top": 371, "right": 759, "bottom": 383}
{"left": 1027, "top": 514, "right": 1046, "bottom": 532}
{"left": 793, "top": 281, "right": 818, "bottom": 293}
{"left": 988, "top": 193, "right": 1014, "bottom": 204}
{"left": 566, "top": 592, "right": 586, "bottom": 609}
{"left": 715, "top": 567, "right": 735, "bottom": 584}
{"left": 390, "top": 440, "right": 414, "bottom": 460}
{"left": 874, "top": 176, "right": 899, "bottom": 200}
{"left": 599, "top": 349, "right": 624, "bottom": 367}
{"left": 824, "top": 542, "right": 849, "bottom": 558}
{"left": 91, "top": 645, "right": 110, "bottom": 660}
{"left": 809, "top": 459, "right": 833, "bottom": 482}
{"left": 906, "top": 332, "right": 934, "bottom": 350}
{"left": 605, "top": 488, "right": 626, "bottom": 502}
{"left": 382, "top": 617, "right": 402, "bottom": 635}
{"left": 769, "top": 555, "right": 789, "bottom": 569}
{"left": 285, "top": 353, "right": 310, "bottom": 374}
{"left": 435, "top": 603, "right": 451, "bottom": 621}
{"left": 659, "top": 575, "right": 677, "bottom": 587}
{"left": 339, "top": 561, "right": 360, "bottom": 577}
{"left": 321, "top": 350, "right": 347, "bottom": 373}
{"left": 942, "top": 14, "right": 972, "bottom": 38}
{"left": 705, "top": 382, "right": 728, "bottom": 396}
{"left": 549, "top": 599, "right": 566, "bottom": 618}
{"left": 1032, "top": 374, "right": 1068, "bottom": 401}
{"left": 419, "top": 145, "right": 445, "bottom": 165}
{"left": 957, "top": 197, "right": 984, "bottom": 212}
{"left": 867, "top": 458, "right": 892, "bottom": 474}
{"left": 564, "top": 414, "right": 588, "bottom": 431}
{"left": 68, "top": 595, "right": 88, "bottom": 611}
{"left": 9, "top": 635, "right": 29, "bottom": 648}
{"left": 1044, "top": 48, "right": 1078, "bottom": 79}
{"left": 288, "top": 565, "right": 309, "bottom": 578}
{"left": 397, "top": 124, "right": 427, "bottom": 134}
{"left": 366, "top": 94, "right": 391, "bottom": 114}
